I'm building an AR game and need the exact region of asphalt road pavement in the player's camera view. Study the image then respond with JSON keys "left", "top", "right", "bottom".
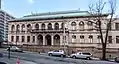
{"left": 0, "top": 49, "right": 118, "bottom": 64}
{"left": 0, "top": 57, "right": 37, "bottom": 64}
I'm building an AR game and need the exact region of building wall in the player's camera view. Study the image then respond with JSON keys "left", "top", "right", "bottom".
{"left": 8, "top": 17, "right": 119, "bottom": 49}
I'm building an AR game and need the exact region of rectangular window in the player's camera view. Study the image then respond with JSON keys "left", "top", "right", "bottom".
{"left": 115, "top": 23, "right": 119, "bottom": 30}
{"left": 97, "top": 35, "right": 101, "bottom": 39}
{"left": 16, "top": 36, "right": 19, "bottom": 42}
{"left": 97, "top": 35, "right": 101, "bottom": 43}
{"left": 89, "top": 35, "right": 93, "bottom": 39}
{"left": 116, "top": 36, "right": 119, "bottom": 43}
{"left": 11, "top": 36, "right": 14, "bottom": 42}
{"left": 22, "top": 36, "right": 25, "bottom": 42}
{"left": 32, "top": 36, "right": 35, "bottom": 42}
{"left": 108, "top": 36, "right": 112, "bottom": 43}
{"left": 80, "top": 35, "right": 84, "bottom": 39}
{"left": 72, "top": 35, "right": 76, "bottom": 39}
{"left": 27, "top": 36, "right": 30, "bottom": 42}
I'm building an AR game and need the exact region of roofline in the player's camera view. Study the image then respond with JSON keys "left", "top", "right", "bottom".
{"left": 24, "top": 10, "right": 89, "bottom": 17}
{"left": 9, "top": 14, "right": 109, "bottom": 22}
{"left": 8, "top": 10, "right": 109, "bottom": 22}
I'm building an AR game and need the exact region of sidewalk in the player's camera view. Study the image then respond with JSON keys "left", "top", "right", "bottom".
{"left": 0, "top": 57, "right": 37, "bottom": 64}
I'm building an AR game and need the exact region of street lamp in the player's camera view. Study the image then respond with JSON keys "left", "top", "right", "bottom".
{"left": 63, "top": 22, "right": 66, "bottom": 51}
{"left": 62, "top": 16, "right": 67, "bottom": 54}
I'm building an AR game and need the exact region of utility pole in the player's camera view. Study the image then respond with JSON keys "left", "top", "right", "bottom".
{"left": 8, "top": 46, "right": 10, "bottom": 59}
{"left": 63, "top": 20, "right": 66, "bottom": 52}
{"left": 16, "top": 28, "right": 17, "bottom": 46}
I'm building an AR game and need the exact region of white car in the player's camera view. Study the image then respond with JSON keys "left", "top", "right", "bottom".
{"left": 7, "top": 46, "right": 23, "bottom": 52}
{"left": 48, "top": 50, "right": 65, "bottom": 57}
{"left": 70, "top": 52, "right": 92, "bottom": 60}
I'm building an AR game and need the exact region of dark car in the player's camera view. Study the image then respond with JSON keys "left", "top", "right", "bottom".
{"left": 0, "top": 62, "right": 7, "bottom": 64}
{"left": 115, "top": 57, "right": 119, "bottom": 62}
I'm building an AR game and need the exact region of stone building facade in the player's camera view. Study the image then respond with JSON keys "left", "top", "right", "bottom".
{"left": 8, "top": 10, "right": 119, "bottom": 57}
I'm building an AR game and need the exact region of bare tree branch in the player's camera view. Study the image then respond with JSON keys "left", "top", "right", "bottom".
{"left": 88, "top": 0, "right": 116, "bottom": 60}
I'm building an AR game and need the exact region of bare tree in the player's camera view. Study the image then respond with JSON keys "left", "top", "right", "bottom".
{"left": 88, "top": 0, "right": 116, "bottom": 60}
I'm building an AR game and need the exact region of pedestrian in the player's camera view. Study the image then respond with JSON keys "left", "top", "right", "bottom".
{"left": 16, "top": 56, "right": 20, "bottom": 64}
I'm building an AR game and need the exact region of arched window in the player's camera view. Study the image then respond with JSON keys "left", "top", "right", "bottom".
{"left": 54, "top": 34, "right": 60, "bottom": 45}
{"left": 79, "top": 21, "right": 84, "bottom": 31}
{"left": 27, "top": 24, "right": 32, "bottom": 32}
{"left": 96, "top": 21, "right": 100, "bottom": 31}
{"left": 87, "top": 21, "right": 93, "bottom": 31}
{"left": 11, "top": 25, "right": 15, "bottom": 32}
{"left": 87, "top": 21, "right": 93, "bottom": 26}
{"left": 48, "top": 23, "right": 52, "bottom": 30}
{"left": 37, "top": 35, "right": 43, "bottom": 45}
{"left": 71, "top": 22, "right": 76, "bottom": 26}
{"left": 35, "top": 23, "right": 39, "bottom": 30}
{"left": 41, "top": 23, "right": 45, "bottom": 30}
{"left": 71, "top": 22, "right": 76, "bottom": 30}
{"left": 16, "top": 24, "right": 20, "bottom": 32}
{"left": 54, "top": 23, "right": 59, "bottom": 30}
{"left": 79, "top": 21, "right": 84, "bottom": 26}
{"left": 21, "top": 24, "right": 25, "bottom": 32}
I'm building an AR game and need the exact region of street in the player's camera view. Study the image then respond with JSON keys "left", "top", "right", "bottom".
{"left": 0, "top": 49, "right": 118, "bottom": 64}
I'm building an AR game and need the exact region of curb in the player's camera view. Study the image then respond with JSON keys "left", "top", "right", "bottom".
{"left": 3, "top": 54, "right": 37, "bottom": 64}
{"left": 0, "top": 56, "right": 37, "bottom": 64}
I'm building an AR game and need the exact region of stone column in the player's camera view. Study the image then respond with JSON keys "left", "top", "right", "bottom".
{"left": 43, "top": 35, "right": 45, "bottom": 45}
{"left": 35, "top": 35, "right": 37, "bottom": 45}
{"left": 52, "top": 23, "right": 54, "bottom": 30}
{"left": 30, "top": 35, "right": 32, "bottom": 44}
{"left": 19, "top": 24, "right": 22, "bottom": 32}
{"left": 14, "top": 35, "right": 16, "bottom": 45}
{"left": 8, "top": 35, "right": 11, "bottom": 43}
{"left": 25, "top": 24, "right": 27, "bottom": 33}
{"left": 39, "top": 23, "right": 41, "bottom": 29}
{"left": 59, "top": 23, "right": 61, "bottom": 29}
{"left": 14, "top": 24, "right": 16, "bottom": 32}
{"left": 32, "top": 23, "right": 35, "bottom": 29}
{"left": 19, "top": 35, "right": 21, "bottom": 45}
{"left": 45, "top": 23, "right": 48, "bottom": 29}
{"left": 51, "top": 35, "right": 54, "bottom": 45}
{"left": 60, "top": 35, "right": 63, "bottom": 45}
{"left": 84, "top": 21, "right": 87, "bottom": 30}
{"left": 25, "top": 35, "right": 27, "bottom": 44}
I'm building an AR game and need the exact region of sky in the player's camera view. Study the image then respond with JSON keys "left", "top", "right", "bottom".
{"left": 1, "top": 0, "right": 119, "bottom": 18}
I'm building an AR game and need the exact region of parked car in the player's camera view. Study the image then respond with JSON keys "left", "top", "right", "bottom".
{"left": 48, "top": 50, "right": 66, "bottom": 57}
{"left": 70, "top": 52, "right": 92, "bottom": 60}
{"left": 0, "top": 62, "right": 7, "bottom": 64}
{"left": 115, "top": 57, "right": 119, "bottom": 62}
{"left": 7, "top": 46, "right": 23, "bottom": 52}
{"left": 0, "top": 53, "right": 3, "bottom": 57}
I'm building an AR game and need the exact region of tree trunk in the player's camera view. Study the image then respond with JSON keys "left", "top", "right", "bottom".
{"left": 102, "top": 43, "right": 106, "bottom": 60}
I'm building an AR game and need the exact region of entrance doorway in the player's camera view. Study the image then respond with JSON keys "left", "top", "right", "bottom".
{"left": 45, "top": 35, "right": 51, "bottom": 46}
